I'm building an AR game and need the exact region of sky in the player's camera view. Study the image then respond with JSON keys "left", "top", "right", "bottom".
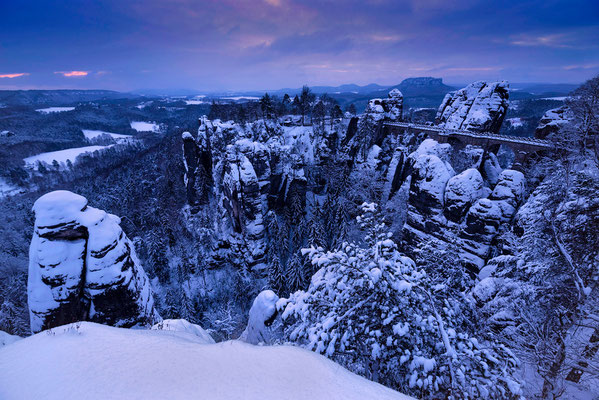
{"left": 1, "top": 0, "right": 598, "bottom": 92}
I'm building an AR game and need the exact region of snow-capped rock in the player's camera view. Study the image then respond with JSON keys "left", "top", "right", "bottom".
{"left": 28, "top": 190, "right": 160, "bottom": 333}
{"left": 409, "top": 153, "right": 454, "bottom": 216}
{"left": 151, "top": 319, "right": 215, "bottom": 344}
{"left": 182, "top": 117, "right": 214, "bottom": 206}
{"left": 364, "top": 89, "right": 404, "bottom": 122}
{"left": 444, "top": 168, "right": 485, "bottom": 222}
{"left": 535, "top": 106, "right": 573, "bottom": 139}
{"left": 239, "top": 290, "right": 280, "bottom": 345}
{"left": 435, "top": 81, "right": 509, "bottom": 133}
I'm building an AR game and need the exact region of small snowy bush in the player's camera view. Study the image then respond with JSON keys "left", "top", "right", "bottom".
{"left": 281, "top": 203, "right": 522, "bottom": 399}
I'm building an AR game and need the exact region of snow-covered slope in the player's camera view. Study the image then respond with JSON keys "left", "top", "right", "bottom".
{"left": 0, "top": 330, "right": 21, "bottom": 347}
{"left": 0, "top": 322, "right": 412, "bottom": 400}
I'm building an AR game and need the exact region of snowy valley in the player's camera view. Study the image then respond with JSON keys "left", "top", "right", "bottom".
{"left": 0, "top": 75, "right": 598, "bottom": 400}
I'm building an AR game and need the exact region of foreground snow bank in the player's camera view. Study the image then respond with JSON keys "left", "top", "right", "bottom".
{"left": 0, "top": 322, "right": 411, "bottom": 400}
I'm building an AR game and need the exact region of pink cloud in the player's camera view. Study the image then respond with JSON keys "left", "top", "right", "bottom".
{"left": 0, "top": 73, "right": 29, "bottom": 78}
{"left": 55, "top": 71, "right": 89, "bottom": 77}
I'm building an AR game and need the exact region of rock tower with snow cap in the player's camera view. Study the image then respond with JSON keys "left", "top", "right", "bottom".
{"left": 28, "top": 190, "right": 160, "bottom": 333}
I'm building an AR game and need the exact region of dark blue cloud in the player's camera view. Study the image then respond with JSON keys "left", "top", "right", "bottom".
{"left": 0, "top": 0, "right": 597, "bottom": 91}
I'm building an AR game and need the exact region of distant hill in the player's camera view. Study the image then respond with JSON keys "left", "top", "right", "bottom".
{"left": 0, "top": 90, "right": 139, "bottom": 106}
{"left": 510, "top": 83, "right": 579, "bottom": 95}
{"left": 388, "top": 77, "right": 455, "bottom": 97}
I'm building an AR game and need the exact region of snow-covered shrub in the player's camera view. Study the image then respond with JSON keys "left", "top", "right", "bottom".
{"left": 281, "top": 203, "right": 521, "bottom": 399}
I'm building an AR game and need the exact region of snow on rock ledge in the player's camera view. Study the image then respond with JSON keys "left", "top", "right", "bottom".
{"left": 444, "top": 168, "right": 485, "bottom": 222}
{"left": 435, "top": 81, "right": 509, "bottom": 133}
{"left": 0, "top": 322, "right": 413, "bottom": 400}
{"left": 28, "top": 190, "right": 160, "bottom": 333}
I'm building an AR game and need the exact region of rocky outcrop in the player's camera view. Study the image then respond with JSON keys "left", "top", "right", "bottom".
{"left": 239, "top": 290, "right": 280, "bottom": 345}
{"left": 460, "top": 170, "right": 525, "bottom": 271}
{"left": 221, "top": 146, "right": 266, "bottom": 259}
{"left": 444, "top": 168, "right": 485, "bottom": 222}
{"left": 364, "top": 89, "right": 403, "bottom": 122}
{"left": 397, "top": 137, "right": 527, "bottom": 273}
{"left": 28, "top": 191, "right": 160, "bottom": 333}
{"left": 535, "top": 106, "right": 572, "bottom": 139}
{"left": 435, "top": 81, "right": 509, "bottom": 133}
{"left": 182, "top": 117, "right": 215, "bottom": 206}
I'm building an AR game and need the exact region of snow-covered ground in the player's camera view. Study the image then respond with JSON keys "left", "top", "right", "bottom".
{"left": 35, "top": 107, "right": 76, "bottom": 114}
{"left": 0, "top": 322, "right": 412, "bottom": 400}
{"left": 221, "top": 96, "right": 260, "bottom": 101}
{"left": 24, "top": 145, "right": 114, "bottom": 169}
{"left": 0, "top": 177, "right": 23, "bottom": 198}
{"left": 130, "top": 121, "right": 161, "bottom": 132}
{"left": 82, "top": 129, "right": 133, "bottom": 143}
{"left": 0, "top": 330, "right": 21, "bottom": 347}
{"left": 185, "top": 100, "right": 207, "bottom": 105}
{"left": 540, "top": 96, "right": 567, "bottom": 101}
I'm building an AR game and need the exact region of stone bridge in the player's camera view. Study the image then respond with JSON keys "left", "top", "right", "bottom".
{"left": 383, "top": 121, "right": 554, "bottom": 170}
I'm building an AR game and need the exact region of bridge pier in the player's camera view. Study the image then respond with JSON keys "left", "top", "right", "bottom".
{"left": 512, "top": 150, "right": 528, "bottom": 172}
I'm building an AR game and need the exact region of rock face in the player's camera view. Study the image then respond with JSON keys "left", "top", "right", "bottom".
{"left": 183, "top": 117, "right": 214, "bottom": 206}
{"left": 444, "top": 168, "right": 485, "bottom": 222}
{"left": 460, "top": 170, "right": 525, "bottom": 270}
{"left": 221, "top": 145, "right": 267, "bottom": 260}
{"left": 435, "top": 81, "right": 509, "bottom": 133}
{"left": 364, "top": 89, "right": 403, "bottom": 122}
{"left": 535, "top": 106, "right": 572, "bottom": 139}
{"left": 28, "top": 191, "right": 160, "bottom": 333}
{"left": 397, "top": 137, "right": 527, "bottom": 274}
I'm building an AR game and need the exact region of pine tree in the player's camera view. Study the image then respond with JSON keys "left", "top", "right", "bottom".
{"left": 286, "top": 254, "right": 304, "bottom": 293}
{"left": 268, "top": 250, "right": 286, "bottom": 295}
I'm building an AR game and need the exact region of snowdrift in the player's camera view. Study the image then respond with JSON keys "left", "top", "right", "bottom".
{"left": 0, "top": 322, "right": 413, "bottom": 400}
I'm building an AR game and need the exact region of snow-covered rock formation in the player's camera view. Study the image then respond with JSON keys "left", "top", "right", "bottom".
{"left": 239, "top": 290, "right": 280, "bottom": 345}
{"left": 435, "top": 81, "right": 509, "bottom": 133}
{"left": 363, "top": 88, "right": 403, "bottom": 122}
{"left": 28, "top": 190, "right": 160, "bottom": 333}
{"left": 535, "top": 105, "right": 572, "bottom": 139}
{"left": 182, "top": 118, "right": 311, "bottom": 267}
{"left": 444, "top": 168, "right": 485, "bottom": 222}
{"left": 394, "top": 136, "right": 527, "bottom": 274}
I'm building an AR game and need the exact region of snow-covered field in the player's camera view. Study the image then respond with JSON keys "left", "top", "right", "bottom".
{"left": 540, "top": 96, "right": 567, "bottom": 101}
{"left": 24, "top": 145, "right": 114, "bottom": 169}
{"left": 130, "top": 121, "right": 161, "bottom": 132}
{"left": 185, "top": 100, "right": 207, "bottom": 105}
{"left": 35, "top": 107, "right": 76, "bottom": 114}
{"left": 82, "top": 129, "right": 133, "bottom": 143}
{"left": 0, "top": 322, "right": 411, "bottom": 400}
{"left": 221, "top": 96, "right": 260, "bottom": 101}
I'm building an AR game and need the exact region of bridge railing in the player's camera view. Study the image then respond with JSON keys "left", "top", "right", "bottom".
{"left": 383, "top": 121, "right": 554, "bottom": 148}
